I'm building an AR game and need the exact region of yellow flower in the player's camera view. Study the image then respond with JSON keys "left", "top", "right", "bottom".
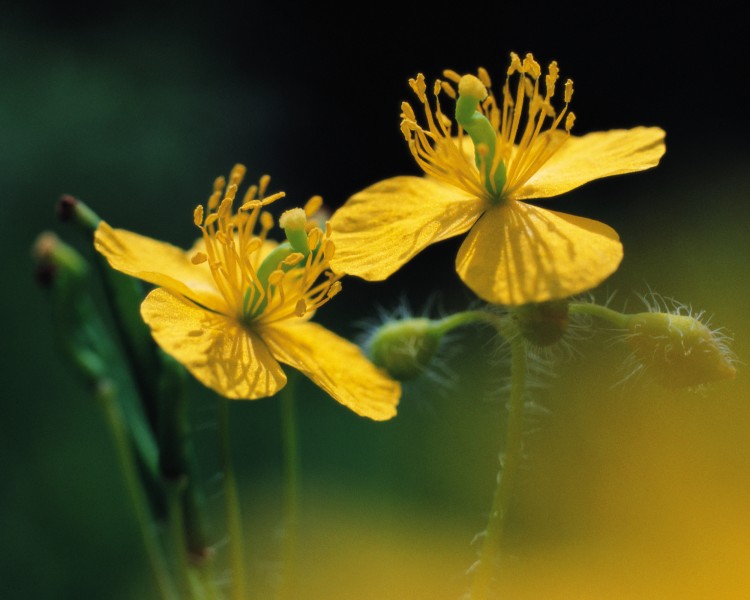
{"left": 330, "top": 53, "right": 666, "bottom": 305}
{"left": 94, "top": 165, "right": 400, "bottom": 420}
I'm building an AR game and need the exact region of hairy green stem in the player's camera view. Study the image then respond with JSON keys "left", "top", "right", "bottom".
{"left": 568, "top": 302, "right": 629, "bottom": 328}
{"left": 470, "top": 330, "right": 527, "bottom": 599}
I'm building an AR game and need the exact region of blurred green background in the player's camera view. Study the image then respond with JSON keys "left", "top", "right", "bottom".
{"left": 2, "top": 2, "right": 749, "bottom": 598}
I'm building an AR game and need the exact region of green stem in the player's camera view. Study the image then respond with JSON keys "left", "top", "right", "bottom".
{"left": 165, "top": 478, "right": 193, "bottom": 599}
{"left": 431, "top": 310, "right": 506, "bottom": 336}
{"left": 96, "top": 380, "right": 178, "bottom": 600}
{"left": 218, "top": 398, "right": 247, "bottom": 600}
{"left": 277, "top": 377, "right": 300, "bottom": 600}
{"left": 568, "top": 302, "right": 629, "bottom": 328}
{"left": 470, "top": 332, "right": 527, "bottom": 600}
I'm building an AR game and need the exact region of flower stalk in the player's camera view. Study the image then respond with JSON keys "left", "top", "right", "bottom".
{"left": 277, "top": 375, "right": 300, "bottom": 600}
{"left": 218, "top": 398, "right": 248, "bottom": 600}
{"left": 470, "top": 329, "right": 527, "bottom": 599}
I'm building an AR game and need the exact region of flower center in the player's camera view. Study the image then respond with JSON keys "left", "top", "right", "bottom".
{"left": 401, "top": 52, "right": 576, "bottom": 203}
{"left": 191, "top": 165, "right": 341, "bottom": 326}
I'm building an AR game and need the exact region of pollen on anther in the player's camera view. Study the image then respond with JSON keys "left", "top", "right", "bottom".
{"left": 191, "top": 252, "right": 208, "bottom": 265}
{"left": 230, "top": 164, "right": 246, "bottom": 183}
{"left": 240, "top": 200, "right": 262, "bottom": 211}
{"left": 409, "top": 74, "right": 428, "bottom": 102}
{"left": 441, "top": 81, "right": 456, "bottom": 99}
{"left": 268, "top": 270, "right": 284, "bottom": 286}
{"left": 261, "top": 191, "right": 286, "bottom": 206}
{"left": 442, "top": 69, "right": 461, "bottom": 83}
{"left": 564, "top": 79, "right": 574, "bottom": 103}
{"left": 477, "top": 67, "right": 492, "bottom": 88}
{"left": 304, "top": 195, "right": 323, "bottom": 217}
{"left": 308, "top": 228, "right": 322, "bottom": 250}
{"left": 401, "top": 102, "right": 416, "bottom": 121}
{"left": 522, "top": 54, "right": 541, "bottom": 78}
{"left": 283, "top": 252, "right": 305, "bottom": 267}
{"left": 259, "top": 174, "right": 272, "bottom": 197}
{"left": 565, "top": 112, "right": 576, "bottom": 132}
{"left": 327, "top": 281, "right": 342, "bottom": 298}
{"left": 193, "top": 205, "right": 204, "bottom": 227}
{"left": 260, "top": 212, "right": 274, "bottom": 231}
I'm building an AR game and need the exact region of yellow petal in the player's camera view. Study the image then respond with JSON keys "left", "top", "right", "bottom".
{"left": 455, "top": 201, "right": 623, "bottom": 305}
{"left": 141, "top": 288, "right": 286, "bottom": 399}
{"left": 512, "top": 127, "right": 666, "bottom": 200}
{"left": 260, "top": 320, "right": 400, "bottom": 421}
{"left": 329, "top": 176, "right": 485, "bottom": 280}
{"left": 95, "top": 222, "right": 227, "bottom": 313}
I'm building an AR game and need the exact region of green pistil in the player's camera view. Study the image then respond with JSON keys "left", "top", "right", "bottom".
{"left": 455, "top": 76, "right": 506, "bottom": 200}
{"left": 284, "top": 227, "right": 310, "bottom": 258}
{"left": 243, "top": 241, "right": 294, "bottom": 318}
{"left": 243, "top": 209, "right": 314, "bottom": 320}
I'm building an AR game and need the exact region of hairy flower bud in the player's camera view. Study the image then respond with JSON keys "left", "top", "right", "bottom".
{"left": 625, "top": 311, "right": 735, "bottom": 388}
{"left": 366, "top": 318, "right": 442, "bottom": 381}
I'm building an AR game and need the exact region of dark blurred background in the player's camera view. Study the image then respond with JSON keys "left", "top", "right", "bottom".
{"left": 2, "top": 2, "right": 749, "bottom": 598}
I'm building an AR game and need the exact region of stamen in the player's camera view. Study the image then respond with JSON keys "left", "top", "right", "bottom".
{"left": 261, "top": 191, "right": 286, "bottom": 206}
{"left": 193, "top": 205, "right": 204, "bottom": 227}
{"left": 442, "top": 69, "right": 461, "bottom": 83}
{"left": 441, "top": 81, "right": 457, "bottom": 99}
{"left": 304, "top": 195, "right": 323, "bottom": 217}
{"left": 403, "top": 53, "right": 576, "bottom": 205}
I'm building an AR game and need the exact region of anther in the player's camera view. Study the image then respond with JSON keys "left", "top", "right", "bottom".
{"left": 230, "top": 164, "right": 246, "bottom": 184}
{"left": 240, "top": 200, "right": 262, "bottom": 211}
{"left": 191, "top": 252, "right": 208, "bottom": 265}
{"left": 259, "top": 174, "right": 271, "bottom": 197}
{"left": 327, "top": 280, "right": 342, "bottom": 298}
{"left": 565, "top": 112, "right": 576, "bottom": 132}
{"left": 304, "top": 195, "right": 323, "bottom": 217}
{"left": 307, "top": 228, "right": 322, "bottom": 251}
{"left": 564, "top": 79, "right": 574, "bottom": 103}
{"left": 441, "top": 81, "right": 456, "bottom": 99}
{"left": 442, "top": 69, "right": 461, "bottom": 83}
{"left": 408, "top": 74, "right": 428, "bottom": 102}
{"left": 260, "top": 212, "right": 274, "bottom": 231}
{"left": 282, "top": 252, "right": 305, "bottom": 267}
{"left": 268, "top": 270, "right": 284, "bottom": 286}
{"left": 193, "top": 205, "right": 204, "bottom": 227}
{"left": 401, "top": 101, "right": 416, "bottom": 121}
{"left": 477, "top": 67, "right": 492, "bottom": 88}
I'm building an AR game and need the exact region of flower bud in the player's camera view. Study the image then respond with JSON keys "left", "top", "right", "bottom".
{"left": 366, "top": 317, "right": 442, "bottom": 381}
{"left": 625, "top": 311, "right": 735, "bottom": 388}
{"left": 513, "top": 300, "right": 569, "bottom": 347}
